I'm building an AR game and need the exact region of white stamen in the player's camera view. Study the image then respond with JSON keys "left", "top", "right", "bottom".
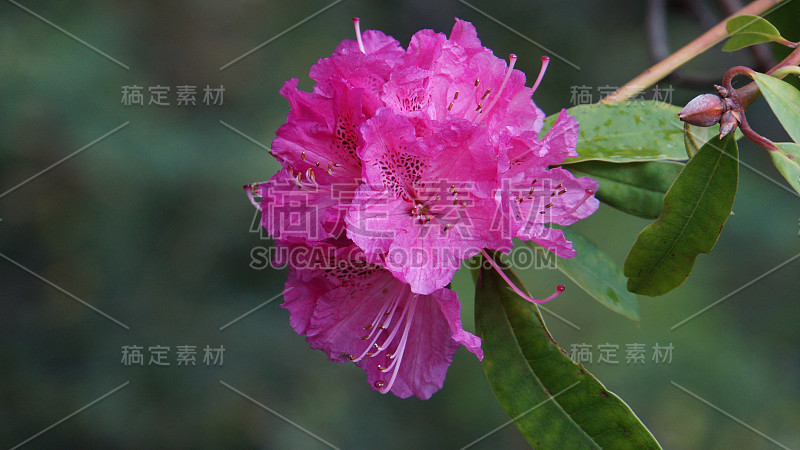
{"left": 352, "top": 17, "right": 366, "bottom": 54}
{"left": 351, "top": 289, "right": 405, "bottom": 363}
{"left": 378, "top": 294, "right": 418, "bottom": 393}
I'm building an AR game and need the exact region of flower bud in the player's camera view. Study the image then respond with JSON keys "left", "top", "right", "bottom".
{"left": 678, "top": 94, "right": 725, "bottom": 127}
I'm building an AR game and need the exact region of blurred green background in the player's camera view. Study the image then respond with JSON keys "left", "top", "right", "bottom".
{"left": 2, "top": 1, "right": 799, "bottom": 448}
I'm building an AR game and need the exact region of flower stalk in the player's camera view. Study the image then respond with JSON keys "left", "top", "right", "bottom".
{"left": 601, "top": 0, "right": 789, "bottom": 104}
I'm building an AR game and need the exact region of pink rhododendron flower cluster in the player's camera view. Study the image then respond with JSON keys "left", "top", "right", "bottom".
{"left": 247, "top": 18, "right": 598, "bottom": 399}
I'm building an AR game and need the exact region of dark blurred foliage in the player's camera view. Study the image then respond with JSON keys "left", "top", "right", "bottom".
{"left": 1, "top": 1, "right": 798, "bottom": 448}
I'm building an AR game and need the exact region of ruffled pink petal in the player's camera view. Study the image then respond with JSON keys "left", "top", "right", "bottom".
{"left": 333, "top": 29, "right": 405, "bottom": 63}
{"left": 273, "top": 79, "right": 364, "bottom": 178}
{"left": 544, "top": 110, "right": 580, "bottom": 162}
{"left": 400, "top": 29, "right": 447, "bottom": 71}
{"left": 448, "top": 18, "right": 483, "bottom": 54}
{"left": 279, "top": 239, "right": 352, "bottom": 334}
{"left": 431, "top": 284, "right": 483, "bottom": 359}
{"left": 357, "top": 107, "right": 432, "bottom": 192}
{"left": 380, "top": 66, "right": 432, "bottom": 116}
{"left": 283, "top": 274, "right": 324, "bottom": 335}
{"left": 310, "top": 53, "right": 394, "bottom": 116}
{"left": 526, "top": 225, "right": 576, "bottom": 259}
{"left": 345, "top": 184, "right": 407, "bottom": 255}
{"left": 504, "top": 109, "right": 578, "bottom": 180}
{"left": 382, "top": 230, "right": 466, "bottom": 295}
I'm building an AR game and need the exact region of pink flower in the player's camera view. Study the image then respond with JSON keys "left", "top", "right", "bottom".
{"left": 279, "top": 240, "right": 482, "bottom": 400}
{"left": 247, "top": 17, "right": 599, "bottom": 400}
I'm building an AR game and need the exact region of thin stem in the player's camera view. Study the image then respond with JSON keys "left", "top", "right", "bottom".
{"left": 601, "top": 0, "right": 787, "bottom": 104}
{"left": 739, "top": 112, "right": 777, "bottom": 151}
{"left": 736, "top": 44, "right": 800, "bottom": 109}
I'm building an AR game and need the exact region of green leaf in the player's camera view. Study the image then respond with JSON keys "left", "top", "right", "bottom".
{"left": 568, "top": 160, "right": 683, "bottom": 219}
{"left": 524, "top": 228, "right": 640, "bottom": 320}
{"left": 723, "top": 15, "right": 788, "bottom": 51}
{"left": 624, "top": 134, "right": 738, "bottom": 296}
{"left": 751, "top": 72, "right": 800, "bottom": 143}
{"left": 771, "top": 143, "right": 800, "bottom": 195}
{"left": 541, "top": 102, "right": 687, "bottom": 163}
{"left": 475, "top": 251, "right": 661, "bottom": 448}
